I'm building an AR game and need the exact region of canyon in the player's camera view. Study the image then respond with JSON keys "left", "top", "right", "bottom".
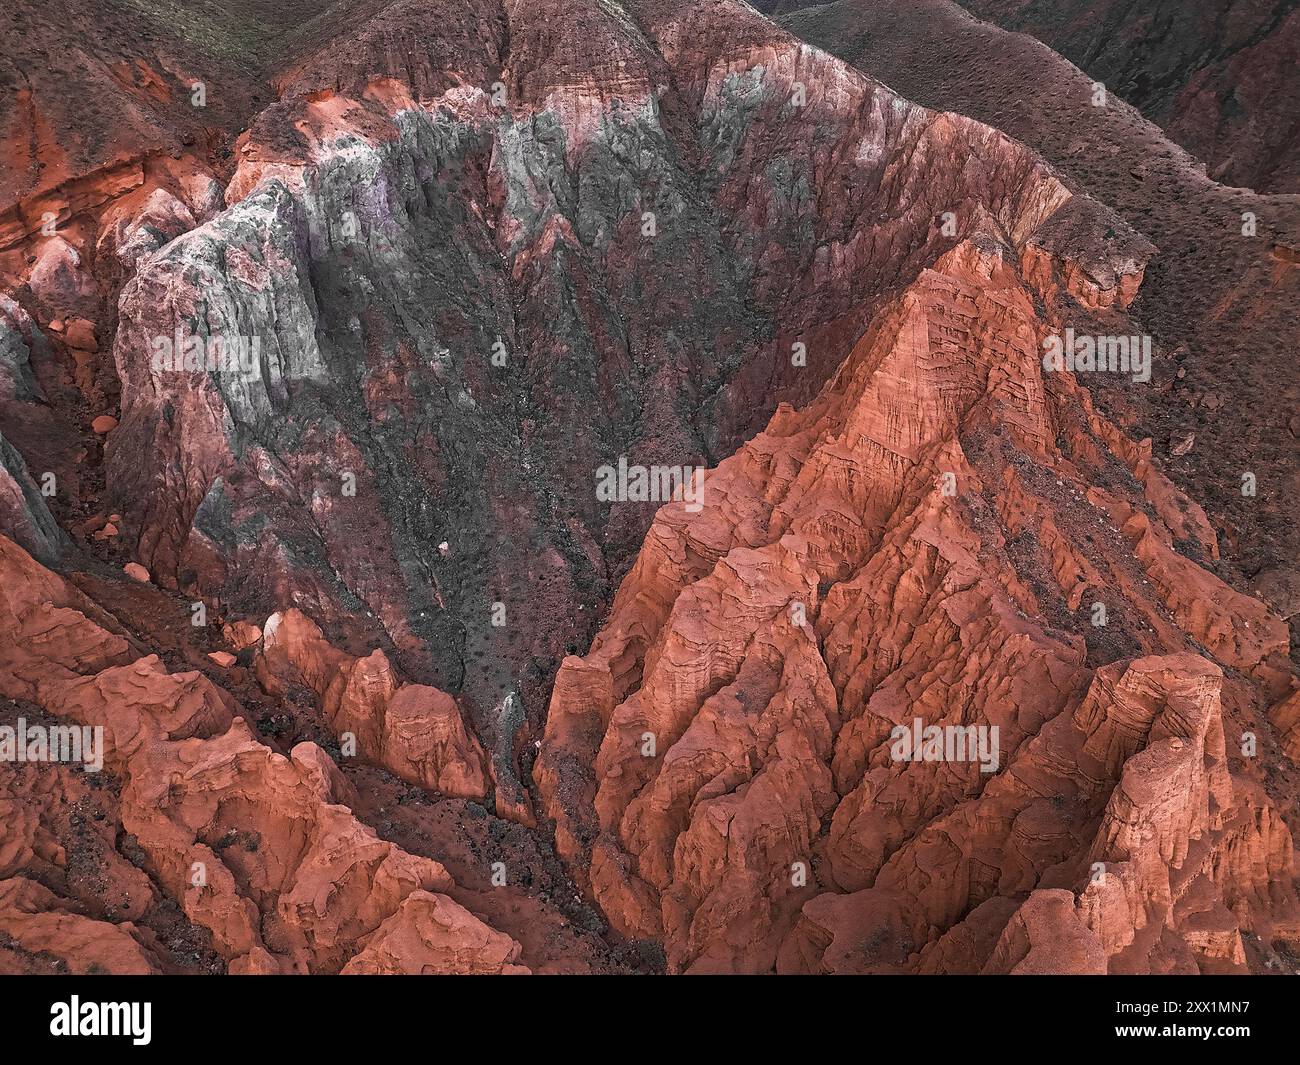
{"left": 0, "top": 0, "right": 1296, "bottom": 975}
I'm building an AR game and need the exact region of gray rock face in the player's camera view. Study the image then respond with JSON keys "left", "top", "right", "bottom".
{"left": 0, "top": 297, "right": 44, "bottom": 405}
{"left": 0, "top": 298, "right": 66, "bottom": 562}
{"left": 0, "top": 429, "right": 65, "bottom": 564}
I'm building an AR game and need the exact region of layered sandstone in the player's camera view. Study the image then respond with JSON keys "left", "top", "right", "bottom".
{"left": 779, "top": 0, "right": 1300, "bottom": 675}
{"left": 253, "top": 607, "right": 494, "bottom": 806}
{"left": 536, "top": 234, "right": 1296, "bottom": 973}
{"left": 0, "top": 535, "right": 526, "bottom": 974}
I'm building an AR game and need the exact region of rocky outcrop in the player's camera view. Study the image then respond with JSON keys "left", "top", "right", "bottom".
{"left": 777, "top": 0, "right": 1300, "bottom": 683}
{"left": 253, "top": 607, "right": 493, "bottom": 805}
{"left": 121, "top": 720, "right": 521, "bottom": 974}
{"left": 340, "top": 890, "right": 528, "bottom": 975}
{"left": 0, "top": 534, "right": 525, "bottom": 974}
{"left": 0, "top": 429, "right": 65, "bottom": 564}
{"left": 536, "top": 233, "right": 1297, "bottom": 972}
{"left": 0, "top": 877, "right": 162, "bottom": 975}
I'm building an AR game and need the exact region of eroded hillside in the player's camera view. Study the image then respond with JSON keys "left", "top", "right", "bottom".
{"left": 0, "top": 0, "right": 1296, "bottom": 975}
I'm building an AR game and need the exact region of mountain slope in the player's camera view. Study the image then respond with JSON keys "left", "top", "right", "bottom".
{"left": 0, "top": 0, "right": 1296, "bottom": 975}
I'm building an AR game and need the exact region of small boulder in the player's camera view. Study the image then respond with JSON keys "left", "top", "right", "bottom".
{"left": 91, "top": 415, "right": 118, "bottom": 435}
{"left": 64, "top": 318, "right": 98, "bottom": 352}
{"left": 124, "top": 562, "right": 151, "bottom": 583}
{"left": 222, "top": 620, "right": 263, "bottom": 652}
